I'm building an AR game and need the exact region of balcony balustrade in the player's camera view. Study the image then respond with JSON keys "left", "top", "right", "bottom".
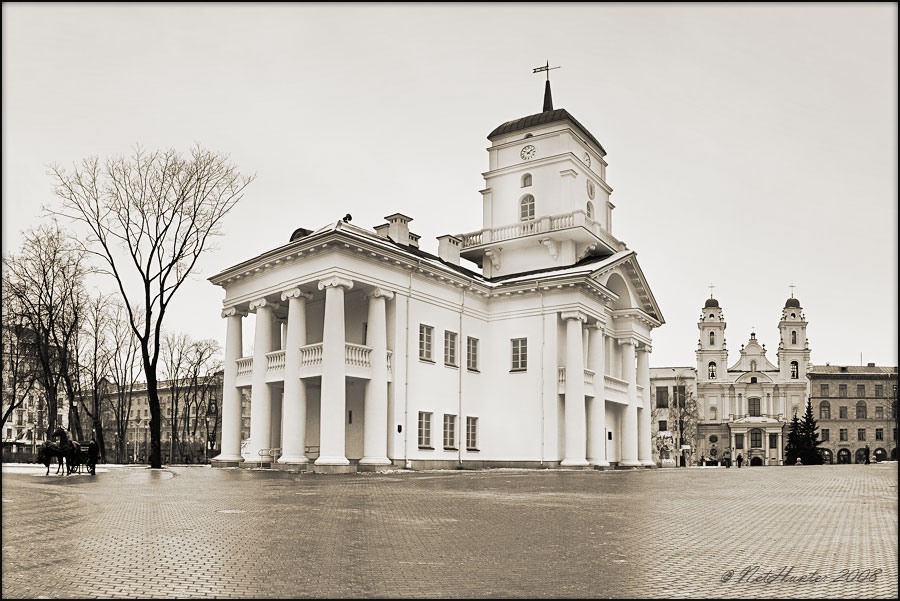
{"left": 233, "top": 342, "right": 391, "bottom": 384}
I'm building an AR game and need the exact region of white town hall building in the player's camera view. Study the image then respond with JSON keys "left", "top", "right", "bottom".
{"left": 209, "top": 79, "right": 665, "bottom": 472}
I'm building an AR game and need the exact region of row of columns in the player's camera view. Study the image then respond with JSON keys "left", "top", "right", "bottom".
{"left": 216, "top": 277, "right": 394, "bottom": 468}
{"left": 560, "top": 311, "right": 654, "bottom": 468}
{"left": 730, "top": 430, "right": 783, "bottom": 464}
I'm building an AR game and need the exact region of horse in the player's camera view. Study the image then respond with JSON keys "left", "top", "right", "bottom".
{"left": 36, "top": 441, "right": 66, "bottom": 475}
{"left": 50, "top": 427, "right": 93, "bottom": 475}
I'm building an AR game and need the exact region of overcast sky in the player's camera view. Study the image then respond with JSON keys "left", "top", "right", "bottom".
{"left": 3, "top": 3, "right": 897, "bottom": 369}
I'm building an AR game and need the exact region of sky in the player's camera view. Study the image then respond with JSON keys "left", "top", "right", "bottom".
{"left": 2, "top": 3, "right": 897, "bottom": 369}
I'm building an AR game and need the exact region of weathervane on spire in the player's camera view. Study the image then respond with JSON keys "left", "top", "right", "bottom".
{"left": 533, "top": 61, "right": 560, "bottom": 112}
{"left": 789, "top": 282, "right": 796, "bottom": 298}
{"left": 708, "top": 283, "right": 715, "bottom": 298}
{"left": 532, "top": 60, "right": 560, "bottom": 82}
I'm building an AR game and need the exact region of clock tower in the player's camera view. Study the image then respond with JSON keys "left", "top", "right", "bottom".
{"left": 457, "top": 73, "right": 625, "bottom": 278}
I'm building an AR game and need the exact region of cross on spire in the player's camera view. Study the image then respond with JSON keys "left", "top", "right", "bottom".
{"left": 708, "top": 283, "right": 715, "bottom": 298}
{"left": 533, "top": 60, "right": 560, "bottom": 82}
{"left": 789, "top": 283, "right": 796, "bottom": 298}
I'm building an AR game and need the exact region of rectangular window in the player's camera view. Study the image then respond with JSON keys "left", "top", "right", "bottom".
{"left": 735, "top": 434, "right": 744, "bottom": 449}
{"left": 748, "top": 398, "right": 761, "bottom": 417}
{"left": 443, "top": 414, "right": 457, "bottom": 449}
{"left": 769, "top": 433, "right": 778, "bottom": 449}
{"left": 419, "top": 325, "right": 433, "bottom": 362}
{"left": 876, "top": 428, "right": 883, "bottom": 441}
{"left": 418, "top": 412, "right": 432, "bottom": 448}
{"left": 839, "top": 406, "right": 848, "bottom": 419}
{"left": 511, "top": 338, "right": 527, "bottom": 371}
{"left": 466, "top": 416, "right": 478, "bottom": 451}
{"left": 656, "top": 387, "right": 669, "bottom": 408}
{"left": 821, "top": 429, "right": 829, "bottom": 442}
{"left": 875, "top": 406, "right": 884, "bottom": 419}
{"left": 750, "top": 430, "right": 762, "bottom": 448}
{"left": 467, "top": 337, "right": 479, "bottom": 371}
{"left": 673, "top": 386, "right": 686, "bottom": 408}
{"left": 857, "top": 428, "right": 866, "bottom": 441}
{"left": 839, "top": 384, "right": 847, "bottom": 397}
{"left": 658, "top": 420, "right": 668, "bottom": 432}
{"left": 709, "top": 406, "right": 717, "bottom": 420}
{"left": 820, "top": 383, "right": 829, "bottom": 396}
{"left": 444, "top": 331, "right": 458, "bottom": 367}
{"left": 875, "top": 384, "right": 883, "bottom": 397}
{"left": 857, "top": 384, "right": 866, "bottom": 397}
{"left": 839, "top": 428, "right": 848, "bottom": 441}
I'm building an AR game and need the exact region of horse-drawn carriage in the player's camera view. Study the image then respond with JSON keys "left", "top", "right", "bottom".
{"left": 37, "top": 428, "right": 99, "bottom": 476}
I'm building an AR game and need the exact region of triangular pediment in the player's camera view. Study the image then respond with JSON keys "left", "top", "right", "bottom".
{"left": 590, "top": 252, "right": 664, "bottom": 324}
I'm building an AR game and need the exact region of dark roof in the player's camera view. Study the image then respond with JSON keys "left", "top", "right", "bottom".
{"left": 809, "top": 365, "right": 898, "bottom": 375}
{"left": 487, "top": 253, "right": 613, "bottom": 283}
{"left": 488, "top": 109, "right": 606, "bottom": 155}
{"left": 704, "top": 297, "right": 720, "bottom": 308}
{"left": 785, "top": 297, "right": 801, "bottom": 308}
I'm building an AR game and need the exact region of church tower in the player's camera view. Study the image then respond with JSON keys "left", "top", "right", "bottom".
{"left": 696, "top": 296, "right": 728, "bottom": 382}
{"left": 777, "top": 295, "right": 810, "bottom": 382}
{"left": 458, "top": 70, "right": 623, "bottom": 278}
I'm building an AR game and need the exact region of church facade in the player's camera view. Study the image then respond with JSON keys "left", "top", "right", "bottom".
{"left": 209, "top": 81, "right": 664, "bottom": 472}
{"left": 652, "top": 295, "right": 811, "bottom": 466}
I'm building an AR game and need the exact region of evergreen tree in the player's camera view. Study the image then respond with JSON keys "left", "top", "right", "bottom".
{"left": 784, "top": 411, "right": 802, "bottom": 465}
{"left": 799, "top": 398, "right": 823, "bottom": 465}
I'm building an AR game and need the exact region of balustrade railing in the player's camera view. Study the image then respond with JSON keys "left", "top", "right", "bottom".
{"left": 557, "top": 367, "right": 596, "bottom": 386}
{"left": 604, "top": 375, "right": 629, "bottom": 393}
{"left": 345, "top": 343, "right": 372, "bottom": 367}
{"left": 236, "top": 357, "right": 253, "bottom": 377}
{"left": 459, "top": 210, "right": 601, "bottom": 249}
{"left": 300, "top": 343, "right": 323, "bottom": 366}
{"left": 266, "top": 350, "right": 286, "bottom": 372}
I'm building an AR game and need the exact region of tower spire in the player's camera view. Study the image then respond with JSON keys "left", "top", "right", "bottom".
{"left": 532, "top": 60, "right": 559, "bottom": 112}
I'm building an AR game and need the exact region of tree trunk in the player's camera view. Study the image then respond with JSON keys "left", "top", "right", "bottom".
{"left": 145, "top": 361, "right": 162, "bottom": 468}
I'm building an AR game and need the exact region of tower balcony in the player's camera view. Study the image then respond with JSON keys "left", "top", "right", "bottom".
{"left": 234, "top": 343, "right": 393, "bottom": 387}
{"left": 458, "top": 209, "right": 623, "bottom": 269}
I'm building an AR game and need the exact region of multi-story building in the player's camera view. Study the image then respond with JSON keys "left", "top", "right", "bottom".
{"left": 649, "top": 367, "right": 697, "bottom": 467}
{"left": 209, "top": 78, "right": 665, "bottom": 472}
{"left": 808, "top": 364, "right": 898, "bottom": 463}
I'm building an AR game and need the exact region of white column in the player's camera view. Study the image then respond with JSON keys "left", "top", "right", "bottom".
{"left": 586, "top": 322, "right": 608, "bottom": 466}
{"left": 637, "top": 344, "right": 654, "bottom": 466}
{"left": 582, "top": 327, "right": 590, "bottom": 368}
{"left": 777, "top": 431, "right": 783, "bottom": 465}
{"left": 278, "top": 288, "right": 313, "bottom": 464}
{"left": 561, "top": 311, "right": 588, "bottom": 467}
{"left": 619, "top": 337, "right": 641, "bottom": 467}
{"left": 315, "top": 276, "right": 353, "bottom": 466}
{"left": 215, "top": 307, "right": 246, "bottom": 463}
{"left": 360, "top": 288, "right": 393, "bottom": 466}
{"left": 248, "top": 298, "right": 279, "bottom": 463}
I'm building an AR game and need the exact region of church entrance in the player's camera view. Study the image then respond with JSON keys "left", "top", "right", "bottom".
{"left": 750, "top": 456, "right": 763, "bottom": 466}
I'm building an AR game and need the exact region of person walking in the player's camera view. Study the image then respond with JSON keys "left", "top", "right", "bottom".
{"left": 736, "top": 453, "right": 743, "bottom": 468}
{"left": 865, "top": 445, "right": 871, "bottom": 465}
{"left": 723, "top": 448, "right": 732, "bottom": 468}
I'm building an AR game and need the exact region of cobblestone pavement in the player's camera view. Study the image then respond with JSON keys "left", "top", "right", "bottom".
{"left": 2, "top": 462, "right": 897, "bottom": 599}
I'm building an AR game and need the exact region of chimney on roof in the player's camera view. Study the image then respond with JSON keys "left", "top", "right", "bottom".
{"left": 437, "top": 234, "right": 462, "bottom": 265}
{"left": 407, "top": 232, "right": 420, "bottom": 249}
{"left": 373, "top": 223, "right": 390, "bottom": 238}
{"left": 383, "top": 213, "right": 412, "bottom": 246}
{"left": 868, "top": 362, "right": 876, "bottom": 367}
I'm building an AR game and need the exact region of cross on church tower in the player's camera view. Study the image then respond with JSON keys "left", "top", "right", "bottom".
{"left": 708, "top": 283, "right": 715, "bottom": 298}
{"left": 533, "top": 61, "right": 560, "bottom": 112}
{"left": 789, "top": 283, "right": 796, "bottom": 298}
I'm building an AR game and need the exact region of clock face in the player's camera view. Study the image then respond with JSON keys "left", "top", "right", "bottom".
{"left": 583, "top": 152, "right": 591, "bottom": 167}
{"left": 520, "top": 145, "right": 536, "bottom": 160}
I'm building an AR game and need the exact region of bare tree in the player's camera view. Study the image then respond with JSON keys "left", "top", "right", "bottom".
{"left": 161, "top": 331, "right": 191, "bottom": 462}
{"left": 50, "top": 145, "right": 254, "bottom": 468}
{"left": 107, "top": 301, "right": 142, "bottom": 463}
{"left": 1, "top": 279, "right": 40, "bottom": 428}
{"left": 183, "top": 339, "right": 220, "bottom": 462}
{"left": 74, "top": 292, "right": 114, "bottom": 461}
{"left": 3, "top": 224, "right": 90, "bottom": 438}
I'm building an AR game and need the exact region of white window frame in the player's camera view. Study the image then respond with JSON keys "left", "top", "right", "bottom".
{"left": 519, "top": 195, "right": 535, "bottom": 221}
{"left": 467, "top": 336, "right": 479, "bottom": 372}
{"left": 419, "top": 324, "right": 434, "bottom": 362}
{"left": 466, "top": 416, "right": 478, "bottom": 451}
{"left": 511, "top": 338, "right": 528, "bottom": 371}
{"left": 444, "top": 331, "right": 458, "bottom": 367}
{"left": 418, "top": 411, "right": 432, "bottom": 448}
{"left": 443, "top": 414, "right": 457, "bottom": 450}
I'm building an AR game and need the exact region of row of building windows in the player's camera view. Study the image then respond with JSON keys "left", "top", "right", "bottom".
{"left": 822, "top": 428, "right": 897, "bottom": 442}
{"left": 818, "top": 384, "right": 896, "bottom": 398}
{"left": 518, "top": 195, "right": 596, "bottom": 223}
{"left": 418, "top": 325, "right": 527, "bottom": 372}
{"left": 417, "top": 412, "right": 478, "bottom": 451}
{"left": 818, "top": 401, "right": 894, "bottom": 420}
{"left": 707, "top": 360, "right": 799, "bottom": 379}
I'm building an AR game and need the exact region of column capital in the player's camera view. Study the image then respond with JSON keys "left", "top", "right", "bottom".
{"left": 617, "top": 336, "right": 639, "bottom": 347}
{"left": 366, "top": 287, "right": 394, "bottom": 301}
{"left": 221, "top": 306, "right": 248, "bottom": 318}
{"left": 587, "top": 321, "right": 605, "bottom": 332}
{"left": 560, "top": 310, "right": 587, "bottom": 323}
{"left": 281, "top": 288, "right": 314, "bottom": 302}
{"left": 318, "top": 276, "right": 354, "bottom": 291}
{"left": 637, "top": 343, "right": 653, "bottom": 354}
{"left": 249, "top": 298, "right": 280, "bottom": 312}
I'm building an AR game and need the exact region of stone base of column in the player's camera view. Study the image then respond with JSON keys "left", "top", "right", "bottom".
{"left": 358, "top": 456, "right": 392, "bottom": 466}
{"left": 589, "top": 460, "right": 611, "bottom": 469}
{"left": 315, "top": 455, "right": 350, "bottom": 466}
{"left": 273, "top": 462, "right": 309, "bottom": 473}
{"left": 311, "top": 463, "right": 357, "bottom": 474}
{"left": 211, "top": 455, "right": 245, "bottom": 467}
{"left": 617, "top": 459, "right": 643, "bottom": 468}
{"left": 639, "top": 460, "right": 657, "bottom": 468}
{"left": 277, "top": 455, "right": 309, "bottom": 465}
{"left": 560, "top": 458, "right": 590, "bottom": 467}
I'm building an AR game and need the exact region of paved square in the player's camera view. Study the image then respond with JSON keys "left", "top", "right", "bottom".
{"left": 2, "top": 463, "right": 897, "bottom": 598}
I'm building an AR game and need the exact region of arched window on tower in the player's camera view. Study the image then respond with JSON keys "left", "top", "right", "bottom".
{"left": 586, "top": 201, "right": 594, "bottom": 220}
{"left": 519, "top": 195, "right": 535, "bottom": 221}
{"left": 708, "top": 361, "right": 717, "bottom": 379}
{"left": 790, "top": 361, "right": 799, "bottom": 379}
{"left": 791, "top": 331, "right": 797, "bottom": 344}
{"left": 709, "top": 331, "right": 715, "bottom": 346}
{"left": 521, "top": 173, "right": 532, "bottom": 188}
{"left": 750, "top": 360, "right": 757, "bottom": 372}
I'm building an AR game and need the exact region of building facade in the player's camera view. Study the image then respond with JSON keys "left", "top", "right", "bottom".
{"left": 808, "top": 365, "right": 898, "bottom": 463}
{"left": 649, "top": 367, "right": 697, "bottom": 467}
{"left": 210, "top": 82, "right": 665, "bottom": 472}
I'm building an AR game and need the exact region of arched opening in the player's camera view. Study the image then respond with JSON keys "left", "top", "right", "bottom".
{"left": 791, "top": 330, "right": 797, "bottom": 344}
{"left": 821, "top": 448, "right": 833, "bottom": 464}
{"left": 749, "top": 428, "right": 763, "bottom": 447}
{"left": 521, "top": 173, "right": 532, "bottom": 187}
{"left": 790, "top": 361, "right": 799, "bottom": 379}
{"left": 837, "top": 448, "right": 851, "bottom": 464}
{"left": 709, "top": 331, "right": 715, "bottom": 346}
{"left": 708, "top": 361, "right": 717, "bottom": 379}
{"left": 854, "top": 448, "right": 867, "bottom": 464}
{"left": 750, "top": 360, "right": 757, "bottom": 372}
{"left": 586, "top": 201, "right": 594, "bottom": 219}
{"left": 873, "top": 448, "right": 887, "bottom": 462}
{"left": 820, "top": 401, "right": 830, "bottom": 419}
{"left": 891, "top": 448, "right": 897, "bottom": 461}
{"left": 750, "top": 456, "right": 763, "bottom": 466}
{"left": 605, "top": 273, "right": 632, "bottom": 310}
{"left": 519, "top": 194, "right": 535, "bottom": 221}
